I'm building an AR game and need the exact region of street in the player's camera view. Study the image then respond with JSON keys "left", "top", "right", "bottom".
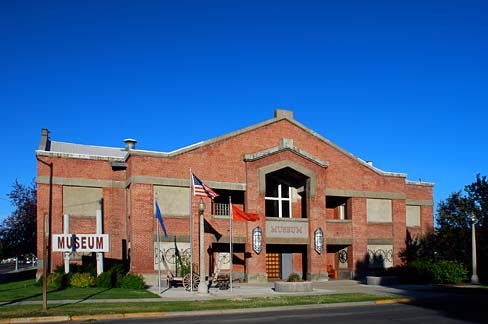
{"left": 0, "top": 262, "right": 33, "bottom": 274}
{"left": 72, "top": 297, "right": 485, "bottom": 324}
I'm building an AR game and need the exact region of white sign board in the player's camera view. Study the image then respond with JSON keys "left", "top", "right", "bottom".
{"left": 52, "top": 234, "right": 110, "bottom": 253}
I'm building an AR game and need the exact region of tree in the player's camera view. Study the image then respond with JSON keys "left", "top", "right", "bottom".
{"left": 0, "top": 180, "right": 37, "bottom": 259}
{"left": 402, "top": 174, "right": 488, "bottom": 281}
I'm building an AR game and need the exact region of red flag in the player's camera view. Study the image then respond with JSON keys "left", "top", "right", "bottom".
{"left": 232, "top": 204, "right": 259, "bottom": 221}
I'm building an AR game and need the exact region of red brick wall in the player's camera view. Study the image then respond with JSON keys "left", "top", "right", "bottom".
{"left": 129, "top": 183, "right": 153, "bottom": 273}
{"left": 36, "top": 155, "right": 128, "bottom": 272}
{"left": 37, "top": 118, "right": 434, "bottom": 279}
{"left": 351, "top": 197, "right": 368, "bottom": 272}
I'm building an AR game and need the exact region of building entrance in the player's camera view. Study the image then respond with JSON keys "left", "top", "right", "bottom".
{"left": 266, "top": 244, "right": 307, "bottom": 280}
{"left": 266, "top": 253, "right": 281, "bottom": 280}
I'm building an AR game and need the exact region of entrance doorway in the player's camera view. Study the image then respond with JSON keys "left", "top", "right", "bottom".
{"left": 266, "top": 253, "right": 281, "bottom": 280}
{"left": 265, "top": 245, "right": 307, "bottom": 280}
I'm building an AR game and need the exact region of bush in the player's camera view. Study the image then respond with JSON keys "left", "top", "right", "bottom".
{"left": 287, "top": 273, "right": 302, "bottom": 282}
{"left": 431, "top": 260, "right": 467, "bottom": 284}
{"left": 120, "top": 273, "right": 145, "bottom": 290}
{"left": 36, "top": 273, "right": 66, "bottom": 288}
{"left": 47, "top": 272, "right": 67, "bottom": 289}
{"left": 69, "top": 272, "right": 96, "bottom": 288}
{"left": 388, "top": 259, "right": 467, "bottom": 284}
{"left": 110, "top": 264, "right": 127, "bottom": 288}
{"left": 96, "top": 270, "right": 114, "bottom": 288}
{"left": 408, "top": 259, "right": 435, "bottom": 283}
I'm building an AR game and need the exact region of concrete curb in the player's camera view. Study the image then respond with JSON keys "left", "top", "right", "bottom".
{"left": 0, "top": 316, "right": 70, "bottom": 323}
{"left": 375, "top": 298, "right": 414, "bottom": 304}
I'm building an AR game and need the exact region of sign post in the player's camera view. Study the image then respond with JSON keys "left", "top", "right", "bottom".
{"left": 63, "top": 214, "right": 70, "bottom": 274}
{"left": 96, "top": 207, "right": 104, "bottom": 275}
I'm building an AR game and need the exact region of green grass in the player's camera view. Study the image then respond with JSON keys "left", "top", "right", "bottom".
{"left": 0, "top": 293, "right": 394, "bottom": 319}
{"left": 0, "top": 279, "right": 159, "bottom": 302}
{"left": 0, "top": 278, "right": 404, "bottom": 319}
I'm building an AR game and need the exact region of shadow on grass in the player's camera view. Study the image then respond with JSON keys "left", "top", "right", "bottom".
{"left": 0, "top": 286, "right": 65, "bottom": 307}
{"left": 48, "top": 288, "right": 112, "bottom": 309}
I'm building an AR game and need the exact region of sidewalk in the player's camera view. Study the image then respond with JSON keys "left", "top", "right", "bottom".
{"left": 148, "top": 280, "right": 431, "bottom": 301}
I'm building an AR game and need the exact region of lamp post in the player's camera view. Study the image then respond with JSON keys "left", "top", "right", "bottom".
{"left": 198, "top": 198, "right": 208, "bottom": 293}
{"left": 470, "top": 213, "right": 479, "bottom": 284}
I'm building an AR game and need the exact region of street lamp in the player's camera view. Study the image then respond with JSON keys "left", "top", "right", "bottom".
{"left": 198, "top": 198, "right": 208, "bottom": 293}
{"left": 470, "top": 213, "right": 479, "bottom": 284}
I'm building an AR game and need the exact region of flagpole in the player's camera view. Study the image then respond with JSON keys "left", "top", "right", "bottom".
{"left": 229, "top": 196, "right": 233, "bottom": 292}
{"left": 156, "top": 198, "right": 161, "bottom": 293}
{"left": 189, "top": 169, "right": 193, "bottom": 291}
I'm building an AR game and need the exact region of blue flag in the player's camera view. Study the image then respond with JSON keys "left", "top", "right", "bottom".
{"left": 155, "top": 201, "right": 168, "bottom": 237}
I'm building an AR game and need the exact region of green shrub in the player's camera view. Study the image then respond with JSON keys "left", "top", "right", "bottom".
{"left": 96, "top": 270, "right": 114, "bottom": 288}
{"left": 47, "top": 272, "right": 67, "bottom": 289}
{"left": 390, "top": 259, "right": 468, "bottom": 284}
{"left": 408, "top": 259, "right": 434, "bottom": 283}
{"left": 110, "top": 264, "right": 127, "bottom": 288}
{"left": 69, "top": 272, "right": 96, "bottom": 288}
{"left": 287, "top": 273, "right": 302, "bottom": 282}
{"left": 431, "top": 260, "right": 467, "bottom": 284}
{"left": 54, "top": 264, "right": 65, "bottom": 274}
{"left": 120, "top": 273, "right": 145, "bottom": 290}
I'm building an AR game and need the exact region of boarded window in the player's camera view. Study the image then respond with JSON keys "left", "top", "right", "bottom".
{"left": 63, "top": 186, "right": 102, "bottom": 217}
{"left": 406, "top": 205, "right": 421, "bottom": 227}
{"left": 154, "top": 186, "right": 190, "bottom": 217}
{"left": 366, "top": 199, "right": 392, "bottom": 223}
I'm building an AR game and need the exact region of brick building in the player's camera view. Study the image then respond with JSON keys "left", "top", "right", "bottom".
{"left": 36, "top": 109, "right": 434, "bottom": 284}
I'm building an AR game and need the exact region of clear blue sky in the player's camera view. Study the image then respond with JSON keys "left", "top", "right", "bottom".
{"left": 1, "top": 0, "right": 487, "bottom": 222}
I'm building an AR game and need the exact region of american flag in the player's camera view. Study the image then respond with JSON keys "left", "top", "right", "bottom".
{"left": 192, "top": 173, "right": 219, "bottom": 199}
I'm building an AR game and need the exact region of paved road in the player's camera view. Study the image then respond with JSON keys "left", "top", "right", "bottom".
{"left": 68, "top": 289, "right": 488, "bottom": 324}
{"left": 71, "top": 302, "right": 474, "bottom": 324}
{"left": 0, "top": 262, "right": 33, "bottom": 274}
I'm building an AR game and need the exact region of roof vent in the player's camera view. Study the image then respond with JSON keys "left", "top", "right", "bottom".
{"left": 366, "top": 161, "right": 373, "bottom": 166}
{"left": 124, "top": 138, "right": 137, "bottom": 150}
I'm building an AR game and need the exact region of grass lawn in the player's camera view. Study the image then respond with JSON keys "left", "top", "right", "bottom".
{"left": 0, "top": 293, "right": 393, "bottom": 319}
{"left": 0, "top": 278, "right": 404, "bottom": 319}
{"left": 0, "top": 279, "right": 159, "bottom": 302}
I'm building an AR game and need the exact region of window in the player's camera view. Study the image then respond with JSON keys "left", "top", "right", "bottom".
{"left": 406, "top": 206, "right": 421, "bottom": 227}
{"left": 326, "top": 196, "right": 350, "bottom": 220}
{"left": 366, "top": 199, "right": 392, "bottom": 223}
{"left": 211, "top": 190, "right": 245, "bottom": 216}
{"left": 265, "top": 178, "right": 292, "bottom": 218}
{"left": 264, "top": 167, "right": 308, "bottom": 218}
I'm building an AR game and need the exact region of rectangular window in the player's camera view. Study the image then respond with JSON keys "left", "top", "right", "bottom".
{"left": 211, "top": 190, "right": 245, "bottom": 216}
{"left": 265, "top": 183, "right": 292, "bottom": 218}
{"left": 406, "top": 206, "right": 421, "bottom": 227}
{"left": 154, "top": 185, "right": 190, "bottom": 217}
{"left": 326, "top": 196, "right": 350, "bottom": 220}
{"left": 366, "top": 199, "right": 392, "bottom": 223}
{"left": 63, "top": 186, "right": 102, "bottom": 217}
